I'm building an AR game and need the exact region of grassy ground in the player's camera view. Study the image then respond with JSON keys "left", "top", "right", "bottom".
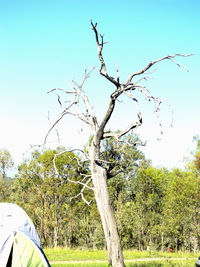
{"left": 50, "top": 261, "right": 196, "bottom": 267}
{"left": 51, "top": 263, "right": 196, "bottom": 267}
{"left": 44, "top": 248, "right": 198, "bottom": 266}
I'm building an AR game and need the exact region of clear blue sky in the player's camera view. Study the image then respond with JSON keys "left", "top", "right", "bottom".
{"left": 0, "top": 0, "right": 200, "bottom": 172}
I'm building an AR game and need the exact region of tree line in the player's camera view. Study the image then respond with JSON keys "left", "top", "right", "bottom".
{"left": 0, "top": 135, "right": 200, "bottom": 252}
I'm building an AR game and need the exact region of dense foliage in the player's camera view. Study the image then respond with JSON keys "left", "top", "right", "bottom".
{"left": 0, "top": 137, "right": 200, "bottom": 252}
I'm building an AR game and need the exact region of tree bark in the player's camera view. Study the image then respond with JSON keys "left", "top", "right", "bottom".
{"left": 54, "top": 226, "right": 58, "bottom": 248}
{"left": 90, "top": 142, "right": 125, "bottom": 267}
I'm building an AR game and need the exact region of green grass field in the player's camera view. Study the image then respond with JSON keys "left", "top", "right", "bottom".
{"left": 50, "top": 262, "right": 196, "bottom": 267}
{"left": 44, "top": 248, "right": 198, "bottom": 266}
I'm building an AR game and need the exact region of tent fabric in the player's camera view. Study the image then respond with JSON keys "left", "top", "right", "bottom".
{"left": 12, "top": 231, "right": 49, "bottom": 267}
{"left": 0, "top": 203, "right": 41, "bottom": 248}
{"left": 0, "top": 203, "right": 50, "bottom": 267}
{"left": 0, "top": 233, "right": 13, "bottom": 267}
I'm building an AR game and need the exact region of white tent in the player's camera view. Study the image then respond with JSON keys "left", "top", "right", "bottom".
{"left": 0, "top": 203, "right": 50, "bottom": 267}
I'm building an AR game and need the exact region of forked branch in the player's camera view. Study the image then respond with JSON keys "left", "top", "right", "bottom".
{"left": 91, "top": 20, "right": 119, "bottom": 86}
{"left": 91, "top": 20, "right": 193, "bottom": 145}
{"left": 44, "top": 67, "right": 99, "bottom": 145}
{"left": 52, "top": 149, "right": 93, "bottom": 205}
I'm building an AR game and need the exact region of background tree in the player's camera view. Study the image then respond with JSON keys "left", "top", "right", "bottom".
{"left": 45, "top": 21, "right": 192, "bottom": 266}
{"left": 131, "top": 167, "right": 169, "bottom": 251}
{"left": 11, "top": 147, "right": 91, "bottom": 247}
{"left": 190, "top": 136, "right": 200, "bottom": 172}
{"left": 4, "top": 142, "right": 200, "bottom": 251}
{"left": 0, "top": 149, "right": 14, "bottom": 179}
{"left": 0, "top": 176, "right": 13, "bottom": 202}
{"left": 100, "top": 134, "right": 146, "bottom": 180}
{"left": 0, "top": 149, "right": 14, "bottom": 202}
{"left": 162, "top": 169, "right": 199, "bottom": 252}
{"left": 182, "top": 136, "right": 200, "bottom": 251}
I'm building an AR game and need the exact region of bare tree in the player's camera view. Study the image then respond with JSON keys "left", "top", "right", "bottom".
{"left": 45, "top": 21, "right": 192, "bottom": 267}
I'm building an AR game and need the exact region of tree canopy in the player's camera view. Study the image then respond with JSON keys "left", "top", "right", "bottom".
{"left": 1, "top": 136, "right": 200, "bottom": 252}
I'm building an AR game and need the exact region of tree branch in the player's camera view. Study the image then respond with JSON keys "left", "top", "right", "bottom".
{"left": 70, "top": 178, "right": 93, "bottom": 206}
{"left": 52, "top": 149, "right": 93, "bottom": 205}
{"left": 126, "top": 53, "right": 194, "bottom": 85}
{"left": 43, "top": 102, "right": 77, "bottom": 145}
{"left": 91, "top": 20, "right": 119, "bottom": 86}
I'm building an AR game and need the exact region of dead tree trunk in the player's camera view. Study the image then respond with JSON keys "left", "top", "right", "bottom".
{"left": 90, "top": 137, "right": 125, "bottom": 267}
